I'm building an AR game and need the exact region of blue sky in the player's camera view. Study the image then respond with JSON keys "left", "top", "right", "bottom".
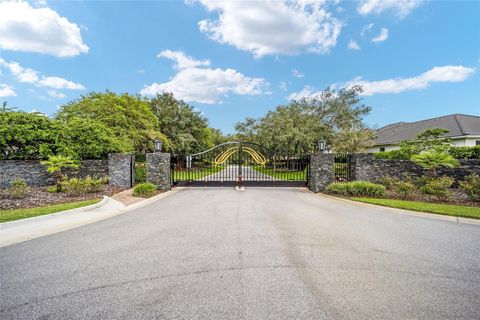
{"left": 0, "top": 0, "right": 479, "bottom": 134}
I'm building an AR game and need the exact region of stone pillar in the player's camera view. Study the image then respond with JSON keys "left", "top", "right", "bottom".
{"left": 108, "top": 153, "right": 134, "bottom": 188}
{"left": 146, "top": 153, "right": 171, "bottom": 192}
{"left": 309, "top": 153, "right": 334, "bottom": 192}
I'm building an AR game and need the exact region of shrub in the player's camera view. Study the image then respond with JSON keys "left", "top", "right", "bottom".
{"left": 47, "top": 186, "right": 58, "bottom": 193}
{"left": 326, "top": 181, "right": 385, "bottom": 197}
{"left": 449, "top": 146, "right": 480, "bottom": 160}
{"left": 393, "top": 180, "right": 415, "bottom": 200}
{"left": 7, "top": 179, "right": 29, "bottom": 199}
{"left": 325, "top": 183, "right": 349, "bottom": 195}
{"left": 411, "top": 150, "right": 459, "bottom": 176}
{"left": 459, "top": 173, "right": 480, "bottom": 201}
{"left": 133, "top": 183, "right": 157, "bottom": 198}
{"left": 62, "top": 176, "right": 107, "bottom": 196}
{"left": 377, "top": 175, "right": 397, "bottom": 190}
{"left": 420, "top": 176, "right": 454, "bottom": 200}
{"left": 135, "top": 162, "right": 146, "bottom": 183}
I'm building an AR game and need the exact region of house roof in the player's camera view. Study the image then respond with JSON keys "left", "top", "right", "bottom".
{"left": 373, "top": 114, "right": 480, "bottom": 145}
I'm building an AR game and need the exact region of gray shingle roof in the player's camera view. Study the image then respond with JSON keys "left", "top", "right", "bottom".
{"left": 374, "top": 114, "right": 480, "bottom": 145}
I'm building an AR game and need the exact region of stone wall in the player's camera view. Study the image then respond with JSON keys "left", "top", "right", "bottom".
{"left": 0, "top": 159, "right": 108, "bottom": 188}
{"left": 108, "top": 153, "right": 134, "bottom": 188}
{"left": 308, "top": 153, "right": 334, "bottom": 192}
{"left": 351, "top": 154, "right": 480, "bottom": 185}
{"left": 146, "top": 153, "right": 171, "bottom": 192}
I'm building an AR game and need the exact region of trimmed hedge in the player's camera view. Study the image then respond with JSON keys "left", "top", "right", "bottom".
{"left": 374, "top": 146, "right": 480, "bottom": 160}
{"left": 326, "top": 181, "right": 385, "bottom": 197}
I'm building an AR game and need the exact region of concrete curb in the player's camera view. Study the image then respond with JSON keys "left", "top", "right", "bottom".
{"left": 0, "top": 196, "right": 113, "bottom": 227}
{"left": 0, "top": 188, "right": 182, "bottom": 248}
{"left": 314, "top": 191, "right": 480, "bottom": 226}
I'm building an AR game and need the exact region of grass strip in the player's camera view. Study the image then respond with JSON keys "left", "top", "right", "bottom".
{"left": 251, "top": 165, "right": 307, "bottom": 181}
{"left": 0, "top": 198, "right": 101, "bottom": 223}
{"left": 351, "top": 197, "right": 480, "bottom": 220}
{"left": 174, "top": 165, "right": 224, "bottom": 180}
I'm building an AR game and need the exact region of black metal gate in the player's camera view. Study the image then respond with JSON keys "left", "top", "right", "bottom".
{"left": 171, "top": 142, "right": 309, "bottom": 187}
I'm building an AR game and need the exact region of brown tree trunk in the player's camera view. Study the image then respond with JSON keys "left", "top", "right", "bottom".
{"left": 55, "top": 170, "right": 63, "bottom": 192}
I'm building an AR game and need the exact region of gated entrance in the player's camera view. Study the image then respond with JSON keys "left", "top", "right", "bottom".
{"left": 171, "top": 142, "right": 309, "bottom": 187}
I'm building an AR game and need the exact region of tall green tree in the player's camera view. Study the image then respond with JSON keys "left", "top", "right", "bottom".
{"left": 234, "top": 86, "right": 372, "bottom": 154}
{"left": 56, "top": 92, "right": 163, "bottom": 153}
{"left": 149, "top": 93, "right": 212, "bottom": 154}
{"left": 0, "top": 111, "right": 130, "bottom": 160}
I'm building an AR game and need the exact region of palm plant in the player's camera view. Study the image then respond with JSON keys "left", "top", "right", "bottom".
{"left": 411, "top": 150, "right": 459, "bottom": 176}
{"left": 41, "top": 155, "right": 79, "bottom": 192}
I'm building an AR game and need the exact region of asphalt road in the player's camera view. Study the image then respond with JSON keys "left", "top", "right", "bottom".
{"left": 1, "top": 188, "right": 479, "bottom": 319}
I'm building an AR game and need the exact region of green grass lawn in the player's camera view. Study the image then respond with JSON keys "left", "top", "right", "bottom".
{"left": 352, "top": 197, "right": 480, "bottom": 220}
{"left": 174, "top": 165, "right": 224, "bottom": 180}
{"left": 0, "top": 198, "right": 101, "bottom": 223}
{"left": 251, "top": 165, "right": 307, "bottom": 181}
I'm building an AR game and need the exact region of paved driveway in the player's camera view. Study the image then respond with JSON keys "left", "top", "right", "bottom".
{"left": 1, "top": 188, "right": 479, "bottom": 319}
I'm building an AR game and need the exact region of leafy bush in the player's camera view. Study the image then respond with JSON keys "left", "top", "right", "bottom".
{"left": 448, "top": 146, "right": 480, "bottom": 160}
{"left": 459, "top": 173, "right": 480, "bottom": 201}
{"left": 41, "top": 155, "right": 79, "bottom": 192}
{"left": 377, "top": 175, "right": 397, "bottom": 190}
{"left": 411, "top": 150, "right": 458, "bottom": 176}
{"left": 0, "top": 111, "right": 130, "bottom": 160}
{"left": 135, "top": 162, "right": 146, "bottom": 183}
{"left": 62, "top": 176, "right": 107, "bottom": 196}
{"left": 326, "top": 181, "right": 385, "bottom": 197}
{"left": 133, "top": 182, "right": 157, "bottom": 198}
{"left": 420, "top": 176, "right": 454, "bottom": 200}
{"left": 393, "top": 180, "right": 415, "bottom": 199}
{"left": 7, "top": 179, "right": 29, "bottom": 199}
{"left": 47, "top": 186, "right": 58, "bottom": 193}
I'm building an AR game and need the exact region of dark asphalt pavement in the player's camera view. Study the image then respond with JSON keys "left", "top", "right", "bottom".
{"left": 1, "top": 188, "right": 479, "bottom": 319}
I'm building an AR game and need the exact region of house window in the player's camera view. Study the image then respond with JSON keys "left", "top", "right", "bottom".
{"left": 476, "top": 140, "right": 480, "bottom": 146}
{"left": 379, "top": 147, "right": 385, "bottom": 152}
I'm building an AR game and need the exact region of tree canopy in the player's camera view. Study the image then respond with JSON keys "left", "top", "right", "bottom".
{"left": 56, "top": 92, "right": 164, "bottom": 153}
{"left": 234, "top": 86, "right": 373, "bottom": 154}
{"left": 0, "top": 111, "right": 130, "bottom": 160}
{"left": 149, "top": 93, "right": 215, "bottom": 154}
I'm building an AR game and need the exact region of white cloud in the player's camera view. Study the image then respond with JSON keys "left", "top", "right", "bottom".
{"left": 346, "top": 65, "right": 475, "bottom": 95}
{"left": 0, "top": 58, "right": 85, "bottom": 90}
{"left": 279, "top": 81, "right": 288, "bottom": 91}
{"left": 348, "top": 40, "right": 360, "bottom": 50}
{"left": 288, "top": 85, "right": 319, "bottom": 100}
{"left": 360, "top": 23, "right": 374, "bottom": 37}
{"left": 289, "top": 65, "right": 475, "bottom": 98}
{"left": 0, "top": 84, "right": 16, "bottom": 97}
{"left": 371, "top": 28, "right": 389, "bottom": 43}
{"left": 196, "top": 0, "right": 342, "bottom": 58}
{"left": 291, "top": 69, "right": 305, "bottom": 78}
{"left": 158, "top": 50, "right": 210, "bottom": 70}
{"left": 140, "top": 52, "right": 268, "bottom": 104}
{"left": 47, "top": 90, "right": 67, "bottom": 99}
{"left": 38, "top": 76, "right": 84, "bottom": 90}
{"left": 0, "top": 0, "right": 88, "bottom": 57}
{"left": 358, "top": 0, "right": 423, "bottom": 18}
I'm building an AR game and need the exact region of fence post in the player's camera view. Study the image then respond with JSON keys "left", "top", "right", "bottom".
{"left": 146, "top": 152, "right": 171, "bottom": 192}
{"left": 308, "top": 153, "right": 334, "bottom": 192}
{"left": 108, "top": 153, "right": 134, "bottom": 188}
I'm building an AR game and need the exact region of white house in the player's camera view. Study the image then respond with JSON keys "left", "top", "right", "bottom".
{"left": 368, "top": 114, "right": 480, "bottom": 153}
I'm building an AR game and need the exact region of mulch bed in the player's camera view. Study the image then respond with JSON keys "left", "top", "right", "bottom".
{"left": 381, "top": 188, "right": 479, "bottom": 207}
{"left": 0, "top": 185, "right": 126, "bottom": 211}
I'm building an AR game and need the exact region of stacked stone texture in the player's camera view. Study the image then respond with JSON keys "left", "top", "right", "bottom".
{"left": 108, "top": 153, "right": 134, "bottom": 188}
{"left": 351, "top": 154, "right": 480, "bottom": 186}
{"left": 146, "top": 153, "right": 171, "bottom": 192}
{"left": 308, "top": 153, "right": 334, "bottom": 192}
{"left": 0, "top": 160, "right": 108, "bottom": 188}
